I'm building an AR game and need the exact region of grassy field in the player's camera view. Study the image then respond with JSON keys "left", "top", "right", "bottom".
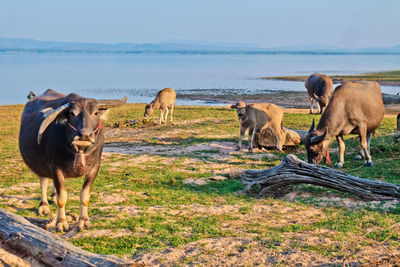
{"left": 263, "top": 70, "right": 400, "bottom": 86}
{"left": 0, "top": 104, "right": 399, "bottom": 265}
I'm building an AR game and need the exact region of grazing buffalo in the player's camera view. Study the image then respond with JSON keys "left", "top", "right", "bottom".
{"left": 144, "top": 88, "right": 176, "bottom": 124}
{"left": 305, "top": 73, "right": 333, "bottom": 114}
{"left": 230, "top": 101, "right": 285, "bottom": 152}
{"left": 305, "top": 80, "right": 384, "bottom": 167}
{"left": 19, "top": 89, "right": 127, "bottom": 231}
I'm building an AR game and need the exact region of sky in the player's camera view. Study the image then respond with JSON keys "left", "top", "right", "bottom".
{"left": 1, "top": 0, "right": 400, "bottom": 48}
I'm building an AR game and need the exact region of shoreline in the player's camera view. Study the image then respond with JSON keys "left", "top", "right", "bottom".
{"left": 263, "top": 77, "right": 400, "bottom": 87}
{"left": 261, "top": 70, "right": 400, "bottom": 86}
{"left": 3, "top": 90, "right": 400, "bottom": 113}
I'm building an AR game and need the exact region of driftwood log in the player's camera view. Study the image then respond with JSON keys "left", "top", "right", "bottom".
{"left": 241, "top": 154, "right": 400, "bottom": 200}
{"left": 0, "top": 209, "right": 137, "bottom": 267}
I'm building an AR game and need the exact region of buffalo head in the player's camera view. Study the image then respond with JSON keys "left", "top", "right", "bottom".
{"left": 143, "top": 104, "right": 154, "bottom": 118}
{"left": 230, "top": 101, "right": 247, "bottom": 120}
{"left": 304, "top": 119, "right": 330, "bottom": 164}
{"left": 38, "top": 95, "right": 127, "bottom": 155}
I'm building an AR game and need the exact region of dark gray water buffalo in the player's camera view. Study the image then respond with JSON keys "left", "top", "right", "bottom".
{"left": 305, "top": 73, "right": 333, "bottom": 114}
{"left": 305, "top": 80, "right": 384, "bottom": 168}
{"left": 19, "top": 89, "right": 127, "bottom": 231}
{"left": 394, "top": 114, "right": 400, "bottom": 143}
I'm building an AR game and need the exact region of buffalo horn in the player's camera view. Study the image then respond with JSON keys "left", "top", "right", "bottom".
{"left": 310, "top": 130, "right": 327, "bottom": 145}
{"left": 37, "top": 103, "right": 71, "bottom": 145}
{"left": 308, "top": 119, "right": 315, "bottom": 133}
{"left": 97, "top": 96, "right": 128, "bottom": 110}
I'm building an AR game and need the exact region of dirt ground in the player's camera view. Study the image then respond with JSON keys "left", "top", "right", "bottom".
{"left": 1, "top": 104, "right": 399, "bottom": 266}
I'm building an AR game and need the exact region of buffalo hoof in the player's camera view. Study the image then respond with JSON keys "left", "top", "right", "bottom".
{"left": 38, "top": 202, "right": 50, "bottom": 216}
{"left": 78, "top": 217, "right": 91, "bottom": 230}
{"left": 248, "top": 149, "right": 253, "bottom": 153}
{"left": 309, "top": 110, "right": 313, "bottom": 114}
{"left": 364, "top": 162, "right": 374, "bottom": 167}
{"left": 334, "top": 161, "right": 344, "bottom": 168}
{"left": 235, "top": 146, "right": 241, "bottom": 151}
{"left": 57, "top": 218, "right": 69, "bottom": 232}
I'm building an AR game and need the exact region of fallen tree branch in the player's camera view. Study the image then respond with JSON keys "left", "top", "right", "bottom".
{"left": 241, "top": 154, "right": 400, "bottom": 200}
{"left": 0, "top": 209, "right": 137, "bottom": 267}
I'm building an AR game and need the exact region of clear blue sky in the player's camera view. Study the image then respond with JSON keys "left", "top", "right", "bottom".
{"left": 1, "top": 0, "right": 399, "bottom": 47}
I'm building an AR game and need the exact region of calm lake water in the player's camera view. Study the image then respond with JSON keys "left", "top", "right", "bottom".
{"left": 1, "top": 52, "right": 400, "bottom": 105}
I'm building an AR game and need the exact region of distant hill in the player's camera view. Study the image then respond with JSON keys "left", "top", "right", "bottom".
{"left": 1, "top": 37, "right": 400, "bottom": 54}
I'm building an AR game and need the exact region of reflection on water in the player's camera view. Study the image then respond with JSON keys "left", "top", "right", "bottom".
{"left": 1, "top": 53, "right": 400, "bottom": 105}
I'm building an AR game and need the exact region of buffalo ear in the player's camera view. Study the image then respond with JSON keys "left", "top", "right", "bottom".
{"left": 310, "top": 130, "right": 327, "bottom": 145}
{"left": 37, "top": 103, "right": 71, "bottom": 145}
{"left": 229, "top": 104, "right": 236, "bottom": 109}
{"left": 97, "top": 96, "right": 128, "bottom": 110}
{"left": 308, "top": 119, "right": 315, "bottom": 133}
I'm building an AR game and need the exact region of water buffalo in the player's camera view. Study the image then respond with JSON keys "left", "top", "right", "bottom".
{"left": 144, "top": 87, "right": 176, "bottom": 124}
{"left": 305, "top": 80, "right": 384, "bottom": 167}
{"left": 230, "top": 101, "right": 285, "bottom": 152}
{"left": 394, "top": 114, "right": 400, "bottom": 143}
{"left": 19, "top": 89, "right": 127, "bottom": 231}
{"left": 305, "top": 73, "right": 333, "bottom": 114}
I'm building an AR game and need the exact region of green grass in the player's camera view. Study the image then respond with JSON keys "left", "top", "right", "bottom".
{"left": 1, "top": 103, "right": 399, "bottom": 264}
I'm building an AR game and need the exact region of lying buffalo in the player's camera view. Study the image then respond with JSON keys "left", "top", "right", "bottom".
{"left": 305, "top": 73, "right": 333, "bottom": 114}
{"left": 230, "top": 101, "right": 285, "bottom": 152}
{"left": 305, "top": 80, "right": 384, "bottom": 168}
{"left": 19, "top": 89, "right": 127, "bottom": 231}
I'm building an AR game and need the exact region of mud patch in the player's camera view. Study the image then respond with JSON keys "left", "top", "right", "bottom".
{"left": 183, "top": 175, "right": 228, "bottom": 186}
{"left": 68, "top": 228, "right": 133, "bottom": 239}
{"left": 100, "top": 192, "right": 128, "bottom": 204}
{"left": 0, "top": 182, "right": 38, "bottom": 193}
{"left": 104, "top": 141, "right": 238, "bottom": 158}
{"left": 132, "top": 236, "right": 337, "bottom": 266}
{"left": 0, "top": 194, "right": 37, "bottom": 210}
{"left": 282, "top": 191, "right": 400, "bottom": 210}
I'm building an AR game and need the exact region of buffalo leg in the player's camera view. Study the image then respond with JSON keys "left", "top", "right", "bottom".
{"left": 334, "top": 135, "right": 345, "bottom": 168}
{"left": 367, "top": 133, "right": 372, "bottom": 155}
{"left": 236, "top": 126, "right": 246, "bottom": 150}
{"left": 170, "top": 105, "right": 174, "bottom": 123}
{"left": 38, "top": 177, "right": 51, "bottom": 216}
{"left": 317, "top": 101, "right": 321, "bottom": 114}
{"left": 52, "top": 169, "right": 69, "bottom": 231}
{"left": 354, "top": 134, "right": 365, "bottom": 160}
{"left": 50, "top": 184, "right": 56, "bottom": 204}
{"left": 274, "top": 128, "right": 283, "bottom": 152}
{"left": 355, "top": 134, "right": 372, "bottom": 160}
{"left": 164, "top": 107, "right": 169, "bottom": 123}
{"left": 248, "top": 127, "right": 255, "bottom": 152}
{"left": 79, "top": 165, "right": 99, "bottom": 230}
{"left": 159, "top": 109, "right": 164, "bottom": 124}
{"left": 360, "top": 130, "right": 373, "bottom": 167}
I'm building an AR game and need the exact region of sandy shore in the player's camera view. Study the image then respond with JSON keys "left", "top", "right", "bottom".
{"left": 177, "top": 90, "right": 311, "bottom": 108}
